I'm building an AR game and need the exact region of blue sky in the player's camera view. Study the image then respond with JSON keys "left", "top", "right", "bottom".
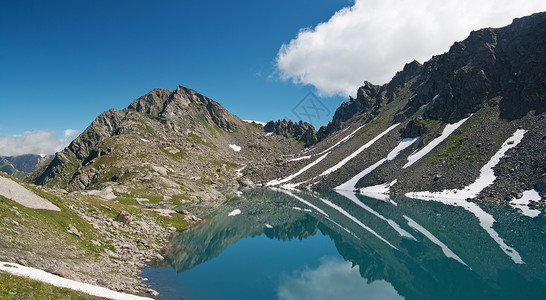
{"left": 0, "top": 0, "right": 349, "bottom": 135}
{"left": 1, "top": 0, "right": 544, "bottom": 155}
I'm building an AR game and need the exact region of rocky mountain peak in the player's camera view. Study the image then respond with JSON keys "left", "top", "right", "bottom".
{"left": 127, "top": 88, "right": 172, "bottom": 116}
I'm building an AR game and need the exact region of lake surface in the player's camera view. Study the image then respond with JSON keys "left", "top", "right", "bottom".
{"left": 142, "top": 189, "right": 546, "bottom": 300}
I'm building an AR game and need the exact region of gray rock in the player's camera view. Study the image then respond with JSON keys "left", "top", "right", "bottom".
{"left": 67, "top": 224, "right": 82, "bottom": 238}
{"left": 115, "top": 211, "right": 133, "bottom": 224}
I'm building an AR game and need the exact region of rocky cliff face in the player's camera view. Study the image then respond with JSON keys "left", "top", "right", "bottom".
{"left": 264, "top": 120, "right": 318, "bottom": 147}
{"left": 27, "top": 85, "right": 303, "bottom": 201}
{"left": 258, "top": 12, "right": 546, "bottom": 206}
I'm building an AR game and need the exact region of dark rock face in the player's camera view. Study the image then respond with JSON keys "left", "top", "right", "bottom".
{"left": 318, "top": 12, "right": 546, "bottom": 136}
{"left": 317, "top": 81, "right": 381, "bottom": 140}
{"left": 264, "top": 120, "right": 318, "bottom": 147}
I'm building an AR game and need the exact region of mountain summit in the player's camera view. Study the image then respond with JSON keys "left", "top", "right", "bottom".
{"left": 28, "top": 86, "right": 302, "bottom": 201}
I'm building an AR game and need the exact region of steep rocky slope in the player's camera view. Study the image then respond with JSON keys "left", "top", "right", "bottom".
{"left": 258, "top": 12, "right": 545, "bottom": 206}
{"left": 27, "top": 85, "right": 303, "bottom": 202}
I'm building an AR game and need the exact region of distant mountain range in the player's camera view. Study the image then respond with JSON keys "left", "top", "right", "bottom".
{"left": 28, "top": 12, "right": 545, "bottom": 206}
{"left": 0, "top": 154, "right": 51, "bottom": 179}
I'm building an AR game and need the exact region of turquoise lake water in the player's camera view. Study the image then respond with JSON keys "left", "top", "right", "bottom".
{"left": 141, "top": 189, "right": 546, "bottom": 300}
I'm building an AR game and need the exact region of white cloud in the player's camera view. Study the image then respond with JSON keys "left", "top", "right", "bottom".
{"left": 276, "top": 0, "right": 546, "bottom": 97}
{"left": 64, "top": 129, "right": 79, "bottom": 138}
{"left": 277, "top": 257, "right": 402, "bottom": 300}
{"left": 0, "top": 130, "right": 76, "bottom": 156}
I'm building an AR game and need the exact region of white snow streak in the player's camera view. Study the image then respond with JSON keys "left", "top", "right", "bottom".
{"left": 510, "top": 189, "right": 542, "bottom": 218}
{"left": 336, "top": 137, "right": 419, "bottom": 191}
{"left": 228, "top": 209, "right": 242, "bottom": 216}
{"left": 0, "top": 262, "right": 151, "bottom": 300}
{"left": 336, "top": 190, "right": 416, "bottom": 240}
{"left": 317, "top": 197, "right": 398, "bottom": 249}
{"left": 403, "top": 116, "right": 470, "bottom": 168}
{"left": 234, "top": 165, "right": 246, "bottom": 177}
{"left": 277, "top": 189, "right": 329, "bottom": 217}
{"left": 228, "top": 144, "right": 242, "bottom": 152}
{"left": 316, "top": 125, "right": 366, "bottom": 156}
{"left": 404, "top": 216, "right": 469, "bottom": 267}
{"left": 289, "top": 155, "right": 311, "bottom": 162}
{"left": 321, "top": 123, "right": 400, "bottom": 177}
{"left": 406, "top": 129, "right": 527, "bottom": 200}
{"left": 359, "top": 180, "right": 398, "bottom": 205}
{"left": 267, "top": 153, "right": 329, "bottom": 186}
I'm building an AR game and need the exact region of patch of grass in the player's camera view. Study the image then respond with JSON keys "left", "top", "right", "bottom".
{"left": 422, "top": 118, "right": 439, "bottom": 127}
{"left": 116, "top": 189, "right": 163, "bottom": 204}
{"left": 0, "top": 193, "right": 104, "bottom": 256}
{"left": 159, "top": 146, "right": 190, "bottom": 160}
{"left": 171, "top": 194, "right": 191, "bottom": 202}
{"left": 154, "top": 213, "right": 189, "bottom": 230}
{"left": 187, "top": 133, "right": 218, "bottom": 150}
{"left": 202, "top": 118, "right": 225, "bottom": 137}
{"left": 428, "top": 114, "right": 482, "bottom": 167}
{"left": 136, "top": 119, "right": 158, "bottom": 138}
{"left": 0, "top": 271, "right": 105, "bottom": 299}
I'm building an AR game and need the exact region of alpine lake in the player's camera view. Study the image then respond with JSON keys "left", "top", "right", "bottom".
{"left": 141, "top": 188, "right": 546, "bottom": 300}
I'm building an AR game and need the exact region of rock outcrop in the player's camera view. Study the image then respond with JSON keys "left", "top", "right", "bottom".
{"left": 264, "top": 120, "right": 318, "bottom": 147}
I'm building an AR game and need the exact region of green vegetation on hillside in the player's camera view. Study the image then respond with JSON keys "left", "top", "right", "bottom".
{"left": 0, "top": 271, "right": 106, "bottom": 300}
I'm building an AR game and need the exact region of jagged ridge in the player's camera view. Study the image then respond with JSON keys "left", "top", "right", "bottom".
{"left": 257, "top": 12, "right": 546, "bottom": 205}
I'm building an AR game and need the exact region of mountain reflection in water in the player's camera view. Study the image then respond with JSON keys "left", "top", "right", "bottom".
{"left": 142, "top": 189, "right": 546, "bottom": 300}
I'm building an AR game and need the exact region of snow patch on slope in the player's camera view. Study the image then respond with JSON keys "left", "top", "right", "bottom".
{"left": 405, "top": 129, "right": 527, "bottom": 200}
{"left": 336, "top": 137, "right": 419, "bottom": 191}
{"left": 403, "top": 116, "right": 471, "bottom": 168}
{"left": 267, "top": 153, "right": 329, "bottom": 186}
{"left": 316, "top": 125, "right": 366, "bottom": 156}
{"left": 321, "top": 123, "right": 400, "bottom": 176}
{"left": 228, "top": 144, "right": 242, "bottom": 152}
{"left": 0, "top": 262, "right": 151, "bottom": 300}
{"left": 359, "top": 180, "right": 398, "bottom": 205}
{"left": 228, "top": 209, "right": 242, "bottom": 216}
{"left": 510, "top": 189, "right": 542, "bottom": 218}
{"left": 289, "top": 155, "right": 311, "bottom": 162}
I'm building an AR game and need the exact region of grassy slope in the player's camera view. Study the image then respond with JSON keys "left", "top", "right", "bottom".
{"left": 0, "top": 271, "right": 106, "bottom": 300}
